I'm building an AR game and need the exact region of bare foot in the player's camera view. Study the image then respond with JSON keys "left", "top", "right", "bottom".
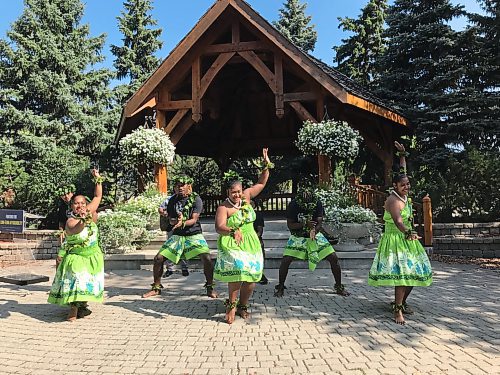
{"left": 334, "top": 284, "right": 350, "bottom": 296}
{"left": 274, "top": 284, "right": 285, "bottom": 297}
{"left": 67, "top": 305, "right": 78, "bottom": 322}
{"left": 394, "top": 310, "right": 405, "bottom": 325}
{"left": 224, "top": 299, "right": 237, "bottom": 324}
{"left": 236, "top": 306, "right": 250, "bottom": 319}
{"left": 206, "top": 284, "right": 218, "bottom": 298}
{"left": 142, "top": 284, "right": 163, "bottom": 298}
{"left": 402, "top": 303, "right": 414, "bottom": 315}
{"left": 77, "top": 305, "right": 92, "bottom": 318}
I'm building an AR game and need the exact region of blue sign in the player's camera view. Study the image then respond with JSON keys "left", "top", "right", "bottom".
{"left": 0, "top": 209, "right": 24, "bottom": 233}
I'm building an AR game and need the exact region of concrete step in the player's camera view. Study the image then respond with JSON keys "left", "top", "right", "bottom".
{"left": 199, "top": 218, "right": 289, "bottom": 233}
{"left": 105, "top": 248, "right": 376, "bottom": 271}
{"left": 144, "top": 237, "right": 289, "bottom": 251}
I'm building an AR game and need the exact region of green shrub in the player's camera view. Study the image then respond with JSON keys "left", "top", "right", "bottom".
{"left": 115, "top": 192, "right": 165, "bottom": 227}
{"left": 97, "top": 210, "right": 154, "bottom": 253}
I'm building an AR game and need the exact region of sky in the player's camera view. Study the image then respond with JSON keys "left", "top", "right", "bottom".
{"left": 0, "top": 0, "right": 484, "bottom": 70}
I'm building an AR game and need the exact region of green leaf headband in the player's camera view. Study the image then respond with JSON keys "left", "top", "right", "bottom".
{"left": 55, "top": 184, "right": 76, "bottom": 197}
{"left": 222, "top": 170, "right": 243, "bottom": 185}
{"left": 175, "top": 176, "right": 194, "bottom": 185}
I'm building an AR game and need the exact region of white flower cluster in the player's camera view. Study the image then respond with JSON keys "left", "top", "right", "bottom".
{"left": 315, "top": 185, "right": 378, "bottom": 228}
{"left": 115, "top": 193, "right": 166, "bottom": 227}
{"left": 295, "top": 120, "right": 361, "bottom": 161}
{"left": 119, "top": 127, "right": 176, "bottom": 167}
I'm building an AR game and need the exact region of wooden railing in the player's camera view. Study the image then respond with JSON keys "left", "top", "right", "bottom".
{"left": 200, "top": 193, "right": 294, "bottom": 216}
{"left": 202, "top": 186, "right": 433, "bottom": 245}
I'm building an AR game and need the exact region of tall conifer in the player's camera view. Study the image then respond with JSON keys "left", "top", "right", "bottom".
{"left": 273, "top": 0, "right": 317, "bottom": 52}
{"left": 334, "top": 0, "right": 388, "bottom": 86}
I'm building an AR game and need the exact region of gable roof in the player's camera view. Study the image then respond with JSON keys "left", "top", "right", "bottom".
{"left": 116, "top": 0, "right": 408, "bottom": 143}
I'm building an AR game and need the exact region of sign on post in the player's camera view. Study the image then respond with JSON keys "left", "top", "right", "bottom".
{"left": 0, "top": 209, "right": 25, "bottom": 233}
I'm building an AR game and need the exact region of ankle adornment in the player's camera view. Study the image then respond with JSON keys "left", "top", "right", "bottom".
{"left": 334, "top": 284, "right": 346, "bottom": 293}
{"left": 237, "top": 302, "right": 249, "bottom": 311}
{"left": 204, "top": 282, "right": 215, "bottom": 289}
{"left": 150, "top": 283, "right": 164, "bottom": 292}
{"left": 224, "top": 299, "right": 238, "bottom": 310}
{"left": 392, "top": 303, "right": 405, "bottom": 312}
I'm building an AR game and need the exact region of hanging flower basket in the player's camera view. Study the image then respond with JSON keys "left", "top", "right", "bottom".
{"left": 295, "top": 120, "right": 361, "bottom": 161}
{"left": 119, "top": 127, "right": 176, "bottom": 167}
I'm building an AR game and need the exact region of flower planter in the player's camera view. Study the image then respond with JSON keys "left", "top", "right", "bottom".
{"left": 323, "top": 222, "right": 377, "bottom": 252}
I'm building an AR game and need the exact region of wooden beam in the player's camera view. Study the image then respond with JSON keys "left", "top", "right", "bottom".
{"left": 200, "top": 52, "right": 235, "bottom": 97}
{"left": 123, "top": 0, "right": 229, "bottom": 117}
{"left": 346, "top": 93, "right": 408, "bottom": 126}
{"left": 164, "top": 109, "right": 189, "bottom": 135}
{"left": 170, "top": 113, "right": 195, "bottom": 145}
{"left": 156, "top": 100, "right": 192, "bottom": 111}
{"left": 274, "top": 54, "right": 284, "bottom": 118}
{"left": 316, "top": 95, "right": 325, "bottom": 121}
{"left": 288, "top": 101, "right": 317, "bottom": 122}
{"left": 283, "top": 92, "right": 319, "bottom": 102}
{"left": 232, "top": 20, "right": 240, "bottom": 44}
{"left": 128, "top": 96, "right": 156, "bottom": 118}
{"left": 238, "top": 50, "right": 276, "bottom": 94}
{"left": 230, "top": 0, "right": 348, "bottom": 101}
{"left": 192, "top": 56, "right": 202, "bottom": 123}
{"left": 204, "top": 41, "right": 268, "bottom": 54}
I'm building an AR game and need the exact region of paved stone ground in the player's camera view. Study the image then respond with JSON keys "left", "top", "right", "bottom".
{"left": 0, "top": 260, "right": 498, "bottom": 375}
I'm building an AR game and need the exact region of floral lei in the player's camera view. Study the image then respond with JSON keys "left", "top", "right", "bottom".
{"left": 295, "top": 191, "right": 318, "bottom": 236}
{"left": 180, "top": 192, "right": 198, "bottom": 226}
{"left": 229, "top": 197, "right": 253, "bottom": 237}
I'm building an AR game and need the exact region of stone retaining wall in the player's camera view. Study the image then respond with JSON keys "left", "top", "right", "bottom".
{"left": 433, "top": 222, "right": 500, "bottom": 237}
{"left": 432, "top": 222, "right": 500, "bottom": 258}
{"left": 0, "top": 230, "right": 59, "bottom": 267}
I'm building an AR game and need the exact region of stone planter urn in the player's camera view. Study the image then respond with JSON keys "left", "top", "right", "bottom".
{"left": 323, "top": 222, "right": 377, "bottom": 252}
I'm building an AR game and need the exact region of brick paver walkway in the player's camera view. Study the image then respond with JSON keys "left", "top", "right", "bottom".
{"left": 0, "top": 261, "right": 498, "bottom": 375}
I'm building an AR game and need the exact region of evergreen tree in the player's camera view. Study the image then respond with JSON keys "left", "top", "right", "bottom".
{"left": 375, "top": 0, "right": 464, "bottom": 165}
{"left": 450, "top": 0, "right": 500, "bottom": 151}
{"left": 111, "top": 0, "right": 163, "bottom": 100}
{"left": 334, "top": 0, "right": 388, "bottom": 86}
{"left": 273, "top": 0, "right": 317, "bottom": 52}
{"left": 0, "top": 0, "right": 114, "bottom": 215}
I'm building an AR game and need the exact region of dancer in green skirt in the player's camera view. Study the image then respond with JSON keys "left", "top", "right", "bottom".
{"left": 143, "top": 176, "right": 217, "bottom": 298}
{"left": 214, "top": 148, "right": 272, "bottom": 324}
{"left": 48, "top": 169, "right": 104, "bottom": 321}
{"left": 368, "top": 141, "right": 432, "bottom": 325}
{"left": 274, "top": 186, "right": 349, "bottom": 298}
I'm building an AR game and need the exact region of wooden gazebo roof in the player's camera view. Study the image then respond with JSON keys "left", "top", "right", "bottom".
{"left": 116, "top": 0, "right": 408, "bottom": 183}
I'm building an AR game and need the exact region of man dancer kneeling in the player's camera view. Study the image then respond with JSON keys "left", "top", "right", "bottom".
{"left": 143, "top": 176, "right": 217, "bottom": 298}
{"left": 274, "top": 186, "right": 350, "bottom": 297}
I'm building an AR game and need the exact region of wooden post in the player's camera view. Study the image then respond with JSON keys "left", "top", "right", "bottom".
{"left": 155, "top": 110, "right": 168, "bottom": 194}
{"left": 192, "top": 56, "right": 202, "bottom": 123}
{"left": 155, "top": 165, "right": 168, "bottom": 194}
{"left": 423, "top": 195, "right": 433, "bottom": 246}
{"left": 318, "top": 154, "right": 331, "bottom": 185}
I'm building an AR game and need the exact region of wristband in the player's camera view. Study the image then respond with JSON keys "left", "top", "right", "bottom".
{"left": 93, "top": 176, "right": 105, "bottom": 184}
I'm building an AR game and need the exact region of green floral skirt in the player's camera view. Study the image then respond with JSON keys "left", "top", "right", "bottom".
{"left": 159, "top": 234, "right": 210, "bottom": 264}
{"left": 283, "top": 233, "right": 335, "bottom": 271}
{"left": 48, "top": 244, "right": 104, "bottom": 306}
{"left": 214, "top": 227, "right": 263, "bottom": 283}
{"left": 368, "top": 232, "right": 433, "bottom": 287}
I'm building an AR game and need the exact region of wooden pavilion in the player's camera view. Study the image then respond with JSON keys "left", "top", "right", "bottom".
{"left": 115, "top": 0, "right": 410, "bottom": 193}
